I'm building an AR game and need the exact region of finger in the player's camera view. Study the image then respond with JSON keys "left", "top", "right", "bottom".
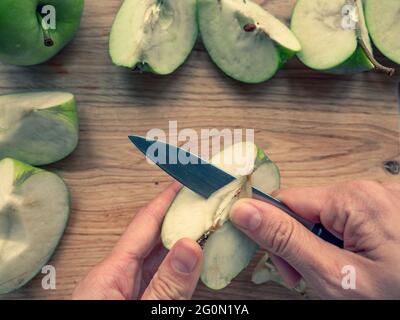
{"left": 229, "top": 198, "right": 352, "bottom": 282}
{"left": 269, "top": 254, "right": 302, "bottom": 288}
{"left": 141, "top": 239, "right": 203, "bottom": 300}
{"left": 272, "top": 186, "right": 331, "bottom": 223}
{"left": 382, "top": 182, "right": 400, "bottom": 196}
{"left": 112, "top": 182, "right": 181, "bottom": 262}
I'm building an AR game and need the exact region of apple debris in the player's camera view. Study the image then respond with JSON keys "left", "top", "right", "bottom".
{"left": 0, "top": 158, "right": 70, "bottom": 294}
{"left": 162, "top": 142, "right": 280, "bottom": 289}
{"left": 0, "top": 91, "right": 79, "bottom": 166}
{"left": 252, "top": 253, "right": 307, "bottom": 295}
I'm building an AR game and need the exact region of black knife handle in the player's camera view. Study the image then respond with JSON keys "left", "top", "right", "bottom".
{"left": 252, "top": 187, "right": 344, "bottom": 248}
{"left": 312, "top": 223, "right": 344, "bottom": 248}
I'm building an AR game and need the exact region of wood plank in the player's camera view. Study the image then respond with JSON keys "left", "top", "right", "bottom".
{"left": 0, "top": 0, "right": 399, "bottom": 300}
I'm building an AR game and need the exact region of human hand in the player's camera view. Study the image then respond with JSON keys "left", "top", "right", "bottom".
{"left": 230, "top": 180, "right": 400, "bottom": 299}
{"left": 72, "top": 183, "right": 203, "bottom": 300}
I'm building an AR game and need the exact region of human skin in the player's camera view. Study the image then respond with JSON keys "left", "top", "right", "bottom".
{"left": 230, "top": 180, "right": 400, "bottom": 299}
{"left": 72, "top": 182, "right": 203, "bottom": 300}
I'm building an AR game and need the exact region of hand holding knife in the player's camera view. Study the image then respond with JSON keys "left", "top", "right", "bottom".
{"left": 129, "top": 135, "right": 344, "bottom": 248}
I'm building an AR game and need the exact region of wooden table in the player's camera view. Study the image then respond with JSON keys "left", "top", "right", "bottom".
{"left": 1, "top": 0, "right": 399, "bottom": 300}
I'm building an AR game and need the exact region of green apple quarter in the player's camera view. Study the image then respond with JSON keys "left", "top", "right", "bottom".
{"left": 291, "top": 0, "right": 394, "bottom": 74}
{"left": 161, "top": 141, "right": 281, "bottom": 290}
{"left": 365, "top": 0, "right": 400, "bottom": 65}
{"left": 0, "top": 91, "right": 79, "bottom": 166}
{"left": 0, "top": 0, "right": 84, "bottom": 66}
{"left": 197, "top": 0, "right": 301, "bottom": 84}
{"left": 109, "top": 0, "right": 198, "bottom": 75}
{"left": 0, "top": 158, "right": 70, "bottom": 294}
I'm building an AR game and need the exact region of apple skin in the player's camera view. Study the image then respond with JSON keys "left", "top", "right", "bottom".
{"left": 0, "top": 0, "right": 84, "bottom": 66}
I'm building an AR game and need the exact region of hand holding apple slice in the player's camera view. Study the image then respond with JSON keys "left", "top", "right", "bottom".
{"left": 291, "top": 0, "right": 395, "bottom": 75}
{"left": 0, "top": 158, "right": 70, "bottom": 294}
{"left": 162, "top": 142, "right": 281, "bottom": 290}
{"left": 0, "top": 91, "right": 79, "bottom": 166}
{"left": 109, "top": 0, "right": 198, "bottom": 74}
{"left": 0, "top": 0, "right": 84, "bottom": 66}
{"left": 198, "top": 0, "right": 301, "bottom": 83}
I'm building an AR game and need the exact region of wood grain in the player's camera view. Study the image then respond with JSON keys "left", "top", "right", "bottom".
{"left": 0, "top": 0, "right": 399, "bottom": 300}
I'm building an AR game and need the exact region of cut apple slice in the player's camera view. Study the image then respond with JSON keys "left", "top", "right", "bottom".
{"left": 0, "top": 158, "right": 70, "bottom": 294}
{"left": 365, "top": 0, "right": 400, "bottom": 65}
{"left": 291, "top": 0, "right": 394, "bottom": 74}
{"left": 109, "top": 0, "right": 198, "bottom": 74}
{"left": 198, "top": 0, "right": 301, "bottom": 83}
{"left": 162, "top": 142, "right": 280, "bottom": 289}
{"left": 0, "top": 91, "right": 79, "bottom": 166}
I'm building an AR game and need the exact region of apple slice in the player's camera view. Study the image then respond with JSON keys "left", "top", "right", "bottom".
{"left": 0, "top": 158, "right": 70, "bottom": 294}
{"left": 0, "top": 91, "right": 79, "bottom": 166}
{"left": 162, "top": 142, "right": 280, "bottom": 290}
{"left": 109, "top": 0, "right": 198, "bottom": 74}
{"left": 197, "top": 0, "right": 301, "bottom": 84}
{"left": 291, "top": 0, "right": 394, "bottom": 74}
{"left": 365, "top": 0, "right": 400, "bottom": 65}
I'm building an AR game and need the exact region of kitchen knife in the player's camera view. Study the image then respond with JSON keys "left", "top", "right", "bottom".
{"left": 129, "top": 135, "right": 344, "bottom": 248}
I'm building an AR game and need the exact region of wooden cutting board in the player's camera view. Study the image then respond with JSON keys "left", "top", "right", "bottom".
{"left": 0, "top": 0, "right": 399, "bottom": 300}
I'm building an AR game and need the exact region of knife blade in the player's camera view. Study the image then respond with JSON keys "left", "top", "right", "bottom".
{"left": 129, "top": 135, "right": 344, "bottom": 248}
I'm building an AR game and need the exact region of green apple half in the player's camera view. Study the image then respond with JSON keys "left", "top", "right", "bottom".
{"left": 0, "top": 91, "right": 79, "bottom": 166}
{"left": 109, "top": 0, "right": 198, "bottom": 74}
{"left": 162, "top": 142, "right": 280, "bottom": 290}
{"left": 0, "top": 0, "right": 84, "bottom": 66}
{"left": 365, "top": 0, "right": 400, "bottom": 65}
{"left": 291, "top": 0, "right": 394, "bottom": 74}
{"left": 0, "top": 158, "right": 70, "bottom": 294}
{"left": 197, "top": 0, "right": 301, "bottom": 84}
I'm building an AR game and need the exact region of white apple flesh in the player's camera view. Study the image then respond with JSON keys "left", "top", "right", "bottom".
{"left": 109, "top": 0, "right": 198, "bottom": 74}
{"left": 0, "top": 158, "right": 70, "bottom": 294}
{"left": 291, "top": 0, "right": 394, "bottom": 74}
{"left": 365, "top": 0, "right": 400, "bottom": 65}
{"left": 0, "top": 91, "right": 79, "bottom": 166}
{"left": 198, "top": 0, "right": 301, "bottom": 83}
{"left": 162, "top": 142, "right": 280, "bottom": 290}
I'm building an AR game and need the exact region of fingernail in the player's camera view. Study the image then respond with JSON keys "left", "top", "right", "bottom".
{"left": 230, "top": 201, "right": 261, "bottom": 231}
{"left": 171, "top": 242, "right": 199, "bottom": 274}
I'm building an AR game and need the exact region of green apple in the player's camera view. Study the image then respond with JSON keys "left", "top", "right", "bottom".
{"left": 0, "top": 91, "right": 79, "bottom": 166}
{"left": 365, "top": 0, "right": 400, "bottom": 65}
{"left": 197, "top": 0, "right": 301, "bottom": 84}
{"left": 0, "top": 158, "right": 70, "bottom": 294}
{"left": 109, "top": 0, "right": 198, "bottom": 74}
{"left": 291, "top": 0, "right": 394, "bottom": 75}
{"left": 0, "top": 0, "right": 84, "bottom": 66}
{"left": 162, "top": 141, "right": 280, "bottom": 290}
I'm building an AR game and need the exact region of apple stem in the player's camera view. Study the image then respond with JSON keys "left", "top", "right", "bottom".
{"left": 358, "top": 38, "right": 395, "bottom": 76}
{"left": 36, "top": 12, "right": 54, "bottom": 47}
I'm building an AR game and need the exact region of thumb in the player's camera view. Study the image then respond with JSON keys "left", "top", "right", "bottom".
{"left": 141, "top": 239, "right": 203, "bottom": 300}
{"left": 229, "top": 198, "right": 348, "bottom": 282}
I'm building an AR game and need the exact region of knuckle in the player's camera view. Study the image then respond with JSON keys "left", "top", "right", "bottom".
{"left": 149, "top": 272, "right": 187, "bottom": 300}
{"left": 262, "top": 218, "right": 296, "bottom": 256}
